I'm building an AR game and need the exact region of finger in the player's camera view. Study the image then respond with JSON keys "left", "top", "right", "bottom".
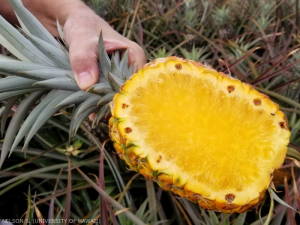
{"left": 69, "top": 41, "right": 99, "bottom": 90}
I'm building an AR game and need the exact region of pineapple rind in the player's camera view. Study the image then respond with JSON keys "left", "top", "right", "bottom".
{"left": 109, "top": 57, "right": 290, "bottom": 213}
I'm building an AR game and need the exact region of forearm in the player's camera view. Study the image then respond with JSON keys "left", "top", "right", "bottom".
{"left": 0, "top": 0, "right": 91, "bottom": 37}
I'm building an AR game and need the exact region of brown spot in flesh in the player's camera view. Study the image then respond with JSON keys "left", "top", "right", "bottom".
{"left": 175, "top": 64, "right": 182, "bottom": 70}
{"left": 124, "top": 127, "right": 132, "bottom": 133}
{"left": 227, "top": 86, "right": 235, "bottom": 93}
{"left": 253, "top": 99, "right": 261, "bottom": 106}
{"left": 122, "top": 103, "right": 129, "bottom": 109}
{"left": 279, "top": 122, "right": 286, "bottom": 129}
{"left": 225, "top": 194, "right": 235, "bottom": 204}
{"left": 157, "top": 155, "right": 162, "bottom": 163}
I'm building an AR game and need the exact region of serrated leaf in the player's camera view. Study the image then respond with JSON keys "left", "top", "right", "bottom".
{"left": 92, "top": 103, "right": 110, "bottom": 127}
{"left": 0, "top": 76, "right": 36, "bottom": 93}
{"left": 22, "top": 91, "right": 73, "bottom": 151}
{"left": 34, "top": 77, "right": 80, "bottom": 91}
{"left": 270, "top": 188, "right": 298, "bottom": 213}
{"left": 87, "top": 82, "right": 113, "bottom": 95}
{"left": 108, "top": 72, "right": 124, "bottom": 92}
{"left": 0, "top": 96, "right": 20, "bottom": 138}
{"left": 0, "top": 15, "right": 55, "bottom": 65}
{"left": 9, "top": 0, "right": 61, "bottom": 48}
{"left": 0, "top": 88, "right": 45, "bottom": 101}
{"left": 21, "top": 69, "right": 73, "bottom": 80}
{"left": 0, "top": 61, "right": 56, "bottom": 73}
{"left": 126, "top": 63, "right": 135, "bottom": 80}
{"left": 111, "top": 52, "right": 123, "bottom": 79}
{"left": 98, "top": 32, "right": 111, "bottom": 80}
{"left": 120, "top": 49, "right": 129, "bottom": 79}
{"left": 70, "top": 105, "right": 99, "bottom": 139}
{"left": 0, "top": 91, "right": 45, "bottom": 168}
{"left": 233, "top": 213, "right": 247, "bottom": 225}
{"left": 0, "top": 35, "right": 29, "bottom": 61}
{"left": 10, "top": 90, "right": 62, "bottom": 152}
{"left": 56, "top": 91, "right": 93, "bottom": 107}
{"left": 22, "top": 29, "right": 71, "bottom": 69}
{"left": 75, "top": 95, "right": 100, "bottom": 118}
{"left": 97, "top": 92, "right": 115, "bottom": 106}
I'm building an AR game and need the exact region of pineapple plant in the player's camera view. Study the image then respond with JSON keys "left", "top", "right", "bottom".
{"left": 0, "top": 0, "right": 292, "bottom": 216}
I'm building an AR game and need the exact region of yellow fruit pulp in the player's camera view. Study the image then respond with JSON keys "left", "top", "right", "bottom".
{"left": 110, "top": 57, "right": 290, "bottom": 213}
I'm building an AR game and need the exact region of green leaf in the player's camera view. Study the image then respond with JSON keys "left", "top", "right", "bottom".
{"left": 233, "top": 213, "right": 247, "bottom": 225}
{"left": 0, "top": 95, "right": 20, "bottom": 138}
{"left": 111, "top": 52, "right": 124, "bottom": 79}
{"left": 120, "top": 49, "right": 129, "bottom": 79}
{"left": 22, "top": 29, "right": 71, "bottom": 69}
{"left": 0, "top": 76, "right": 36, "bottom": 92}
{"left": 0, "top": 88, "right": 45, "bottom": 101}
{"left": 98, "top": 32, "right": 111, "bottom": 80}
{"left": 87, "top": 82, "right": 113, "bottom": 95}
{"left": 10, "top": 90, "right": 62, "bottom": 152}
{"left": 34, "top": 77, "right": 80, "bottom": 91}
{"left": 108, "top": 72, "right": 124, "bottom": 92}
{"left": 75, "top": 95, "right": 100, "bottom": 118}
{"left": 0, "top": 91, "right": 45, "bottom": 168}
{"left": 97, "top": 92, "right": 115, "bottom": 106}
{"left": 0, "top": 15, "right": 55, "bottom": 65}
{"left": 0, "top": 61, "right": 56, "bottom": 73}
{"left": 20, "top": 69, "right": 73, "bottom": 80}
{"left": 56, "top": 91, "right": 93, "bottom": 107}
{"left": 9, "top": 0, "right": 61, "bottom": 48}
{"left": 92, "top": 103, "right": 110, "bottom": 128}
{"left": 270, "top": 188, "right": 298, "bottom": 213}
{"left": 22, "top": 91, "right": 73, "bottom": 151}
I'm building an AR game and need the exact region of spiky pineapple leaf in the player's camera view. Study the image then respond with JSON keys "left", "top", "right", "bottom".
{"left": 34, "top": 77, "right": 80, "bottom": 91}
{"left": 97, "top": 92, "right": 115, "bottom": 106}
{"left": 0, "top": 91, "right": 45, "bottom": 168}
{"left": 111, "top": 52, "right": 124, "bottom": 79}
{"left": 75, "top": 95, "right": 101, "bottom": 118}
{"left": 0, "top": 88, "right": 45, "bottom": 101}
{"left": 0, "top": 16, "right": 54, "bottom": 65}
{"left": 21, "top": 69, "right": 73, "bottom": 80}
{"left": 87, "top": 82, "right": 113, "bottom": 95}
{"left": 0, "top": 95, "right": 20, "bottom": 138}
{"left": 98, "top": 32, "right": 111, "bottom": 80}
{"left": 21, "top": 29, "right": 71, "bottom": 69}
{"left": 108, "top": 72, "right": 124, "bottom": 92}
{"left": 92, "top": 103, "right": 110, "bottom": 127}
{"left": 10, "top": 90, "right": 62, "bottom": 152}
{"left": 0, "top": 76, "right": 36, "bottom": 92}
{"left": 9, "top": 0, "right": 61, "bottom": 48}
{"left": 56, "top": 91, "right": 94, "bottom": 107}
{"left": 22, "top": 91, "right": 73, "bottom": 151}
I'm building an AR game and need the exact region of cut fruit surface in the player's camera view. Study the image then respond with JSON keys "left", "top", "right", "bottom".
{"left": 109, "top": 57, "right": 290, "bottom": 213}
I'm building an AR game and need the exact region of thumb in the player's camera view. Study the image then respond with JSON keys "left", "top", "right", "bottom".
{"left": 69, "top": 41, "right": 99, "bottom": 90}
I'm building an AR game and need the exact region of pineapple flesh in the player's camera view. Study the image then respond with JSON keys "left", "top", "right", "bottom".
{"left": 109, "top": 57, "right": 290, "bottom": 213}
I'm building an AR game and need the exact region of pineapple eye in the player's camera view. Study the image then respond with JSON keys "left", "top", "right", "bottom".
{"left": 124, "top": 127, "right": 132, "bottom": 133}
{"left": 225, "top": 194, "right": 235, "bottom": 203}
{"left": 253, "top": 99, "right": 261, "bottom": 106}
{"left": 122, "top": 103, "right": 129, "bottom": 109}
{"left": 157, "top": 155, "right": 162, "bottom": 163}
{"left": 227, "top": 85, "right": 235, "bottom": 93}
{"left": 175, "top": 64, "right": 182, "bottom": 70}
{"left": 279, "top": 122, "right": 286, "bottom": 129}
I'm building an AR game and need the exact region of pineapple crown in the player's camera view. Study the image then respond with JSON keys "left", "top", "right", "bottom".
{"left": 0, "top": 0, "right": 133, "bottom": 168}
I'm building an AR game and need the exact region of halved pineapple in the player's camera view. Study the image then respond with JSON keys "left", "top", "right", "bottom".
{"left": 109, "top": 57, "right": 290, "bottom": 213}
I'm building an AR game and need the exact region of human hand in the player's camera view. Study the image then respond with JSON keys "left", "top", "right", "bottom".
{"left": 63, "top": 8, "right": 147, "bottom": 90}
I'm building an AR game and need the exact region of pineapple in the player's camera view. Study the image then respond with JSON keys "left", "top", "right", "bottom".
{"left": 109, "top": 57, "right": 290, "bottom": 213}
{"left": 0, "top": 0, "right": 290, "bottom": 214}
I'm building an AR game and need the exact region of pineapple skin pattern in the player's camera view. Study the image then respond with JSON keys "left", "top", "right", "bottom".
{"left": 109, "top": 57, "right": 290, "bottom": 213}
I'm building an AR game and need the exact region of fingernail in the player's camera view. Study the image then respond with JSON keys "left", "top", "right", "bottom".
{"left": 77, "top": 72, "right": 92, "bottom": 88}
